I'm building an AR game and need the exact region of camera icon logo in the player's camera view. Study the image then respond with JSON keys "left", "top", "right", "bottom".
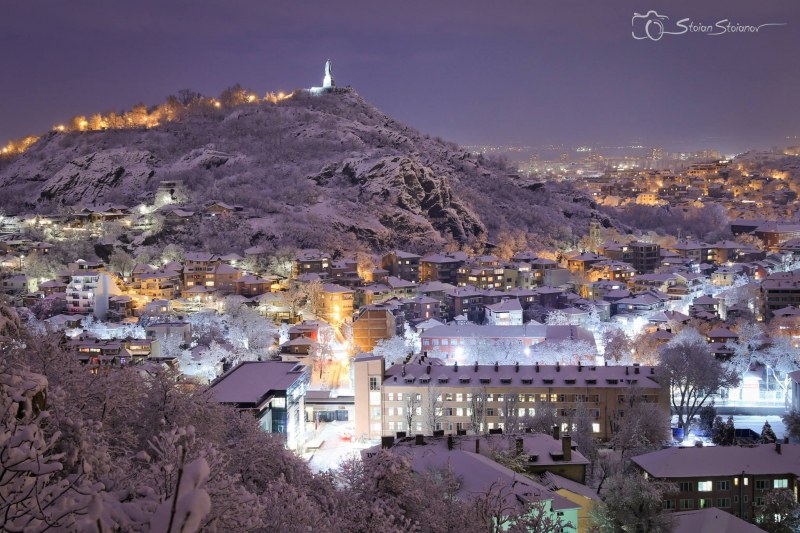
{"left": 632, "top": 10, "right": 670, "bottom": 41}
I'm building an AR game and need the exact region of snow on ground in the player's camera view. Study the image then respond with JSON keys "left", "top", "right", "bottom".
{"left": 303, "top": 420, "right": 374, "bottom": 473}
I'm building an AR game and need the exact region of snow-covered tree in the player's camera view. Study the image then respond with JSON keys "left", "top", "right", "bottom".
{"left": 373, "top": 335, "right": 412, "bottom": 365}
{"left": 404, "top": 392, "right": 421, "bottom": 435}
{"left": 756, "top": 489, "right": 800, "bottom": 533}
{"left": 658, "top": 328, "right": 740, "bottom": 429}
{"left": 760, "top": 420, "right": 778, "bottom": 443}
{"left": 424, "top": 383, "right": 443, "bottom": 434}
{"left": 612, "top": 401, "right": 670, "bottom": 459}
{"left": 469, "top": 387, "right": 487, "bottom": 434}
{"left": 589, "top": 472, "right": 676, "bottom": 533}
{"left": 783, "top": 410, "right": 800, "bottom": 441}
{"left": 602, "top": 327, "right": 631, "bottom": 364}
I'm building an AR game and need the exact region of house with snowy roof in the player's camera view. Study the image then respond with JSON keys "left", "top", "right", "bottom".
{"left": 485, "top": 298, "right": 523, "bottom": 326}
{"left": 632, "top": 442, "right": 800, "bottom": 521}
{"left": 363, "top": 434, "right": 580, "bottom": 531}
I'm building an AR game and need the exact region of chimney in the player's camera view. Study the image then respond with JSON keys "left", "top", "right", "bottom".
{"left": 562, "top": 434, "right": 572, "bottom": 462}
{"left": 426, "top": 364, "right": 431, "bottom": 375}
{"left": 535, "top": 362, "right": 540, "bottom": 373}
{"left": 381, "top": 436, "right": 394, "bottom": 449}
{"left": 474, "top": 361, "right": 479, "bottom": 372}
{"left": 454, "top": 362, "right": 458, "bottom": 372}
{"left": 516, "top": 438, "right": 524, "bottom": 456}
{"left": 552, "top": 424, "right": 560, "bottom": 440}
{"left": 494, "top": 361, "right": 499, "bottom": 372}
{"left": 415, "top": 434, "right": 425, "bottom": 445}
{"left": 447, "top": 434, "right": 454, "bottom": 450}
{"left": 402, "top": 365, "right": 406, "bottom": 377}
{"left": 556, "top": 362, "right": 560, "bottom": 372}
{"left": 515, "top": 361, "right": 520, "bottom": 373}
{"left": 776, "top": 442, "right": 782, "bottom": 455}
{"left": 578, "top": 362, "right": 582, "bottom": 372}
{"left": 475, "top": 438, "right": 480, "bottom": 454}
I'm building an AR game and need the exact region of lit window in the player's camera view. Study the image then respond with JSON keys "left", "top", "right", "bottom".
{"left": 698, "top": 481, "right": 713, "bottom": 492}
{"left": 592, "top": 423, "right": 600, "bottom": 433}
{"left": 774, "top": 479, "right": 788, "bottom": 489}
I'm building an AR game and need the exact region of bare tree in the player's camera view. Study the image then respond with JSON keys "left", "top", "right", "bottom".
{"left": 469, "top": 387, "right": 487, "bottom": 435}
{"left": 424, "top": 383, "right": 443, "bottom": 434}
{"left": 502, "top": 393, "right": 521, "bottom": 433}
{"left": 573, "top": 401, "right": 598, "bottom": 475}
{"left": 521, "top": 401, "right": 560, "bottom": 434}
{"left": 405, "top": 392, "right": 421, "bottom": 435}
{"left": 658, "top": 328, "right": 740, "bottom": 429}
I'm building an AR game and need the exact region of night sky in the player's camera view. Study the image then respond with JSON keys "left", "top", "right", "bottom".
{"left": 2, "top": 0, "right": 799, "bottom": 153}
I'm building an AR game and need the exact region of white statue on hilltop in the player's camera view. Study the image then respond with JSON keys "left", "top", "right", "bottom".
{"left": 323, "top": 59, "right": 335, "bottom": 89}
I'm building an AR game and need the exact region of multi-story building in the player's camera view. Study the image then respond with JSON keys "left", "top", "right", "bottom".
{"left": 566, "top": 253, "right": 607, "bottom": 275}
{"left": 381, "top": 250, "right": 421, "bottom": 283}
{"left": 293, "top": 249, "right": 331, "bottom": 278}
{"left": 66, "top": 271, "right": 122, "bottom": 319}
{"left": 761, "top": 270, "right": 800, "bottom": 320}
{"left": 629, "top": 241, "right": 661, "bottom": 273}
{"left": 208, "top": 361, "right": 310, "bottom": 451}
{"left": 445, "top": 286, "right": 486, "bottom": 323}
{"left": 400, "top": 295, "right": 441, "bottom": 323}
{"left": 183, "top": 252, "right": 220, "bottom": 290}
{"left": 354, "top": 357, "right": 667, "bottom": 442}
{"left": 420, "top": 252, "right": 468, "bottom": 285}
{"left": 485, "top": 298, "right": 523, "bottom": 325}
{"left": 320, "top": 283, "right": 354, "bottom": 325}
{"left": 456, "top": 263, "right": 506, "bottom": 290}
{"left": 352, "top": 304, "right": 398, "bottom": 353}
{"left": 233, "top": 275, "right": 272, "bottom": 297}
{"left": 670, "top": 240, "right": 715, "bottom": 264}
{"left": 131, "top": 269, "right": 181, "bottom": 301}
{"left": 632, "top": 443, "right": 800, "bottom": 522}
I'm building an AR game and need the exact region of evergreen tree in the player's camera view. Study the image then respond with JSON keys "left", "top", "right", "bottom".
{"left": 711, "top": 415, "right": 726, "bottom": 445}
{"left": 697, "top": 402, "right": 716, "bottom": 436}
{"left": 760, "top": 421, "right": 778, "bottom": 444}
{"left": 723, "top": 416, "right": 736, "bottom": 446}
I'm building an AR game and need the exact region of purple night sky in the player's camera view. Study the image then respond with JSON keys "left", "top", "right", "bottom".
{"left": 2, "top": 0, "right": 798, "bottom": 153}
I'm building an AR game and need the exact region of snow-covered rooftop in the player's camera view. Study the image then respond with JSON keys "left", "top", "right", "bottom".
{"left": 632, "top": 444, "right": 800, "bottom": 478}
{"left": 208, "top": 361, "right": 307, "bottom": 406}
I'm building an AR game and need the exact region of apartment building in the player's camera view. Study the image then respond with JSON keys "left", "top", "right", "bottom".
{"left": 320, "top": 283, "right": 354, "bottom": 325}
{"left": 354, "top": 357, "right": 668, "bottom": 442}
{"left": 352, "top": 304, "right": 398, "bottom": 352}
{"left": 761, "top": 270, "right": 800, "bottom": 320}
{"left": 420, "top": 252, "right": 468, "bottom": 285}
{"left": 633, "top": 443, "right": 800, "bottom": 522}
{"left": 66, "top": 271, "right": 122, "bottom": 319}
{"left": 381, "top": 250, "right": 421, "bottom": 283}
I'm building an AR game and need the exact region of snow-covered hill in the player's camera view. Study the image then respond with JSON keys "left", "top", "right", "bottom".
{"left": 0, "top": 89, "right": 607, "bottom": 252}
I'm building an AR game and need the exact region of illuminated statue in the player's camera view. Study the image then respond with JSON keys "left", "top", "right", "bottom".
{"left": 323, "top": 59, "right": 335, "bottom": 89}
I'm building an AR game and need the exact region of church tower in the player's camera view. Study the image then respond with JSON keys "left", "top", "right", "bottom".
{"left": 589, "top": 219, "right": 601, "bottom": 253}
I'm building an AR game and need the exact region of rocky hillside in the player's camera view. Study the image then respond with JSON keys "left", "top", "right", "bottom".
{"left": 0, "top": 89, "right": 608, "bottom": 253}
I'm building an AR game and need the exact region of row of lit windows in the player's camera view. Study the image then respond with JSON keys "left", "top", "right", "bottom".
{"left": 680, "top": 479, "right": 788, "bottom": 492}
{"left": 386, "top": 392, "right": 604, "bottom": 404}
